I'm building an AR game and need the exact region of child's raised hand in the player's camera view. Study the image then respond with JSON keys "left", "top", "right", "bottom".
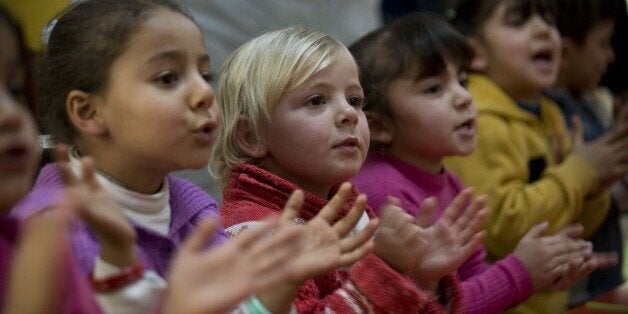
{"left": 373, "top": 188, "right": 487, "bottom": 289}
{"left": 163, "top": 218, "right": 303, "bottom": 314}
{"left": 571, "top": 108, "right": 628, "bottom": 192}
{"left": 514, "top": 222, "right": 595, "bottom": 290}
{"left": 54, "top": 145, "right": 137, "bottom": 268}
{"left": 277, "top": 182, "right": 378, "bottom": 284}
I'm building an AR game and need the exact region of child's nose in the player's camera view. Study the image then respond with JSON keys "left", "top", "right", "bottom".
{"left": 0, "top": 89, "right": 26, "bottom": 132}
{"left": 190, "top": 76, "right": 215, "bottom": 110}
{"left": 454, "top": 85, "right": 473, "bottom": 110}
{"left": 337, "top": 101, "right": 359, "bottom": 126}
{"left": 530, "top": 15, "right": 555, "bottom": 38}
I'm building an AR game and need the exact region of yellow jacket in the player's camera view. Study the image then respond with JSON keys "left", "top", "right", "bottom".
{"left": 445, "top": 74, "right": 610, "bottom": 313}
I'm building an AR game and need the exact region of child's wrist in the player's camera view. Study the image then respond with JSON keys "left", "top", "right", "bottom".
{"left": 90, "top": 259, "right": 144, "bottom": 292}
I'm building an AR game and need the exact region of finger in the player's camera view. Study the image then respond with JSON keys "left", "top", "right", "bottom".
{"left": 180, "top": 218, "right": 219, "bottom": 253}
{"left": 317, "top": 182, "right": 352, "bottom": 223}
{"left": 546, "top": 241, "right": 592, "bottom": 270}
{"left": 522, "top": 221, "right": 549, "bottom": 240}
{"left": 54, "top": 145, "right": 75, "bottom": 186}
{"left": 53, "top": 144, "right": 70, "bottom": 164}
{"left": 441, "top": 188, "right": 474, "bottom": 223}
{"left": 550, "top": 259, "right": 579, "bottom": 291}
{"left": 415, "top": 197, "right": 437, "bottom": 228}
{"left": 279, "top": 190, "right": 304, "bottom": 224}
{"left": 245, "top": 224, "right": 302, "bottom": 273}
{"left": 555, "top": 223, "right": 584, "bottom": 239}
{"left": 571, "top": 115, "right": 585, "bottom": 145}
{"left": 333, "top": 194, "right": 367, "bottom": 236}
{"left": 337, "top": 241, "right": 374, "bottom": 267}
{"left": 80, "top": 157, "right": 100, "bottom": 190}
{"left": 458, "top": 231, "right": 486, "bottom": 262}
{"left": 593, "top": 252, "right": 619, "bottom": 269}
{"left": 339, "top": 218, "right": 378, "bottom": 254}
{"left": 453, "top": 195, "right": 488, "bottom": 232}
{"left": 454, "top": 206, "right": 488, "bottom": 243}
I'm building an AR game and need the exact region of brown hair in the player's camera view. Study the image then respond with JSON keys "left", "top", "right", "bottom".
{"left": 350, "top": 12, "right": 473, "bottom": 149}
{"left": 36, "top": 0, "right": 193, "bottom": 144}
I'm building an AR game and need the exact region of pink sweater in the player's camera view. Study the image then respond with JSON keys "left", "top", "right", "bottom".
{"left": 0, "top": 216, "right": 101, "bottom": 313}
{"left": 353, "top": 152, "right": 535, "bottom": 314}
{"left": 221, "top": 162, "right": 464, "bottom": 313}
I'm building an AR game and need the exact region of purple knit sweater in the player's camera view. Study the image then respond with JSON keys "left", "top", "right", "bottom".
{"left": 10, "top": 163, "right": 227, "bottom": 277}
{"left": 352, "top": 152, "right": 535, "bottom": 314}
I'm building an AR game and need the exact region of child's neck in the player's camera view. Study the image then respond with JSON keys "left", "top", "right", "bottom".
{"left": 487, "top": 75, "right": 544, "bottom": 104}
{"left": 73, "top": 146, "right": 166, "bottom": 194}
{"left": 385, "top": 150, "right": 444, "bottom": 175}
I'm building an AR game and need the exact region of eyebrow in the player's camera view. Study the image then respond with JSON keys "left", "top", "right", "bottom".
{"left": 146, "top": 49, "right": 210, "bottom": 64}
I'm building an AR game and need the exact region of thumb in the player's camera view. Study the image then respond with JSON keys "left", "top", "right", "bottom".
{"left": 416, "top": 197, "right": 437, "bottom": 227}
{"left": 180, "top": 218, "right": 218, "bottom": 253}
{"left": 523, "top": 221, "right": 549, "bottom": 239}
{"left": 556, "top": 223, "right": 584, "bottom": 239}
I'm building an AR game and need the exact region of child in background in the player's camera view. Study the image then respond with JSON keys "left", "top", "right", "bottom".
{"left": 445, "top": 0, "right": 628, "bottom": 312}
{"left": 213, "top": 26, "right": 489, "bottom": 313}
{"left": 10, "top": 0, "right": 369, "bottom": 312}
{"left": 0, "top": 5, "right": 99, "bottom": 311}
{"left": 351, "top": 12, "right": 599, "bottom": 313}
{"left": 547, "top": 0, "right": 626, "bottom": 302}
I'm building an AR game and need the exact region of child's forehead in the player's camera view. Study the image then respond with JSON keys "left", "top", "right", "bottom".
{"left": 119, "top": 9, "right": 207, "bottom": 62}
{"left": 496, "top": 0, "right": 555, "bottom": 17}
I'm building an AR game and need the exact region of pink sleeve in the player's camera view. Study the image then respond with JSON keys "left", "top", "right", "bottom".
{"left": 458, "top": 251, "right": 534, "bottom": 314}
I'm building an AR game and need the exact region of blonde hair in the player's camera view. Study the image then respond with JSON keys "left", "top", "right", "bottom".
{"left": 210, "top": 26, "right": 347, "bottom": 185}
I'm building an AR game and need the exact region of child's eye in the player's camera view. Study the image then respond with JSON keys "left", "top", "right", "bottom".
{"left": 7, "top": 82, "right": 28, "bottom": 105}
{"left": 8, "top": 83, "right": 26, "bottom": 99}
{"left": 156, "top": 71, "right": 180, "bottom": 86}
{"left": 201, "top": 70, "right": 213, "bottom": 83}
{"left": 459, "top": 78, "right": 469, "bottom": 89}
{"left": 306, "top": 95, "right": 325, "bottom": 106}
{"left": 348, "top": 95, "right": 365, "bottom": 109}
{"left": 504, "top": 12, "right": 525, "bottom": 26}
{"left": 423, "top": 84, "right": 442, "bottom": 94}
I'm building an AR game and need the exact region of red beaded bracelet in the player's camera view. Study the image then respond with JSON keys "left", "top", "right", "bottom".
{"left": 89, "top": 260, "right": 144, "bottom": 293}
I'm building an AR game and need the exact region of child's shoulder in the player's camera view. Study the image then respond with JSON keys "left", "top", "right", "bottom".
{"left": 10, "top": 163, "right": 65, "bottom": 220}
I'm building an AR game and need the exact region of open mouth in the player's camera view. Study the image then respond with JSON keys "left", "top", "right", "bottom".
{"left": 0, "top": 141, "right": 33, "bottom": 170}
{"left": 334, "top": 137, "right": 359, "bottom": 149}
{"left": 455, "top": 118, "right": 475, "bottom": 131}
{"left": 532, "top": 49, "right": 553, "bottom": 63}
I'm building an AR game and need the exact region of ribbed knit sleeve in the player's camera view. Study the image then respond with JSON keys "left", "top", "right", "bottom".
{"left": 292, "top": 253, "right": 459, "bottom": 313}
{"left": 10, "top": 164, "right": 65, "bottom": 219}
{"left": 459, "top": 253, "right": 533, "bottom": 314}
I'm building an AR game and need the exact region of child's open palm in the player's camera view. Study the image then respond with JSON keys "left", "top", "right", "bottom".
{"left": 164, "top": 218, "right": 304, "bottom": 314}
{"left": 54, "top": 145, "right": 137, "bottom": 268}
{"left": 277, "top": 182, "right": 378, "bottom": 284}
{"left": 515, "top": 222, "right": 618, "bottom": 291}
{"left": 571, "top": 106, "right": 628, "bottom": 192}
{"left": 374, "top": 188, "right": 487, "bottom": 289}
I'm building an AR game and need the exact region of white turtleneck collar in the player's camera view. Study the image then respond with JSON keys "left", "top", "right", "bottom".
{"left": 68, "top": 147, "right": 171, "bottom": 236}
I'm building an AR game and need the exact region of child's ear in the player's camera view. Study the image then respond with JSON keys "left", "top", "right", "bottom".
{"left": 468, "top": 38, "right": 489, "bottom": 72}
{"left": 66, "top": 90, "right": 108, "bottom": 136}
{"left": 366, "top": 111, "right": 394, "bottom": 144}
{"left": 234, "top": 116, "right": 267, "bottom": 158}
